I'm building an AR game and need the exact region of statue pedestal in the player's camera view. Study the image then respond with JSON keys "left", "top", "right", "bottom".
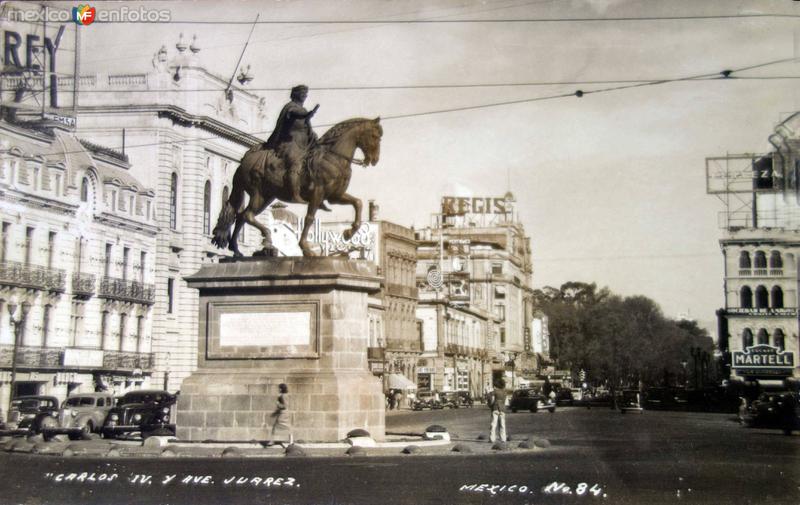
{"left": 176, "top": 257, "right": 385, "bottom": 442}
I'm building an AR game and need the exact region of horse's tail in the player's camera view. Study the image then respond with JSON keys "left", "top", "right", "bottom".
{"left": 211, "top": 168, "right": 245, "bottom": 249}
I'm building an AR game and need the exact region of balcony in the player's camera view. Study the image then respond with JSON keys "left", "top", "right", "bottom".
{"left": 102, "top": 350, "right": 154, "bottom": 372}
{"left": 367, "top": 347, "right": 385, "bottom": 361}
{"left": 71, "top": 272, "right": 96, "bottom": 298}
{"left": 753, "top": 268, "right": 768, "bottom": 276}
{"left": 98, "top": 277, "right": 155, "bottom": 305}
{"left": 0, "top": 261, "right": 66, "bottom": 293}
{"left": 0, "top": 345, "right": 64, "bottom": 369}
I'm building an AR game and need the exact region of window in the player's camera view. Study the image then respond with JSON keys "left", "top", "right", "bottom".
{"left": 167, "top": 278, "right": 174, "bottom": 314}
{"left": 742, "top": 328, "right": 753, "bottom": 348}
{"left": 122, "top": 247, "right": 130, "bottom": 281}
{"left": 104, "top": 244, "right": 112, "bottom": 277}
{"left": 24, "top": 227, "right": 33, "bottom": 265}
{"left": 80, "top": 177, "right": 89, "bottom": 202}
{"left": 100, "top": 311, "right": 109, "bottom": 349}
{"left": 753, "top": 251, "right": 767, "bottom": 269}
{"left": 494, "top": 285, "right": 506, "bottom": 300}
{"left": 773, "top": 329, "right": 785, "bottom": 351}
{"left": 769, "top": 251, "right": 783, "bottom": 269}
{"left": 46, "top": 232, "right": 56, "bottom": 268}
{"left": 738, "top": 251, "right": 751, "bottom": 269}
{"left": 500, "top": 327, "right": 506, "bottom": 346}
{"left": 140, "top": 251, "right": 146, "bottom": 283}
{"left": 756, "top": 328, "right": 769, "bottom": 345}
{"left": 42, "top": 305, "right": 51, "bottom": 347}
{"left": 119, "top": 313, "right": 127, "bottom": 351}
{"left": 136, "top": 315, "right": 144, "bottom": 353}
{"left": 1, "top": 222, "right": 8, "bottom": 262}
{"left": 203, "top": 180, "right": 211, "bottom": 235}
{"left": 491, "top": 263, "right": 503, "bottom": 275}
{"left": 771, "top": 286, "right": 784, "bottom": 309}
{"left": 221, "top": 186, "right": 229, "bottom": 207}
{"left": 740, "top": 286, "right": 752, "bottom": 308}
{"left": 170, "top": 173, "right": 178, "bottom": 230}
{"left": 74, "top": 237, "right": 85, "bottom": 273}
{"left": 111, "top": 190, "right": 117, "bottom": 211}
{"left": 755, "top": 285, "right": 769, "bottom": 309}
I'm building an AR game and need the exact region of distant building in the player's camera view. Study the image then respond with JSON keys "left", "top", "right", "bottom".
{"left": 0, "top": 118, "right": 157, "bottom": 411}
{"left": 305, "top": 202, "right": 420, "bottom": 392}
{"left": 708, "top": 113, "right": 800, "bottom": 391}
{"left": 414, "top": 192, "right": 542, "bottom": 395}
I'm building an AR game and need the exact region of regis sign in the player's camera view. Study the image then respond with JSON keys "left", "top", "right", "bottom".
{"left": 441, "top": 196, "right": 509, "bottom": 216}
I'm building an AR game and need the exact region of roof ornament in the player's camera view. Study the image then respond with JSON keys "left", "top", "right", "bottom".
{"left": 189, "top": 34, "right": 200, "bottom": 54}
{"left": 176, "top": 33, "right": 187, "bottom": 53}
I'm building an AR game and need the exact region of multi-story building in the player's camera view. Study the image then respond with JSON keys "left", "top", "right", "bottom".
{"left": 305, "top": 202, "right": 420, "bottom": 391}
{"left": 708, "top": 113, "right": 800, "bottom": 392}
{"left": 415, "top": 192, "right": 540, "bottom": 395}
{"left": 45, "top": 35, "right": 268, "bottom": 391}
{"left": 0, "top": 116, "right": 158, "bottom": 414}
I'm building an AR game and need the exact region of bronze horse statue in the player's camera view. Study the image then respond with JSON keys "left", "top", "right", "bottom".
{"left": 212, "top": 117, "right": 383, "bottom": 257}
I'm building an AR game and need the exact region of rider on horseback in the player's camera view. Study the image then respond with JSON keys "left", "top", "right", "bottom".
{"left": 265, "top": 84, "right": 319, "bottom": 204}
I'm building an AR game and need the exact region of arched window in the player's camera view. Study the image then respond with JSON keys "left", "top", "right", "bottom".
{"left": 80, "top": 177, "right": 89, "bottom": 202}
{"left": 773, "top": 329, "right": 785, "bottom": 350}
{"left": 771, "top": 286, "right": 784, "bottom": 309}
{"left": 738, "top": 251, "right": 751, "bottom": 269}
{"left": 221, "top": 186, "right": 229, "bottom": 207}
{"left": 740, "top": 286, "right": 753, "bottom": 309}
{"left": 203, "top": 181, "right": 211, "bottom": 235}
{"left": 755, "top": 285, "right": 769, "bottom": 309}
{"left": 753, "top": 251, "right": 767, "bottom": 269}
{"left": 756, "top": 328, "right": 769, "bottom": 345}
{"left": 742, "top": 328, "right": 753, "bottom": 348}
{"left": 769, "top": 251, "right": 783, "bottom": 269}
{"left": 169, "top": 173, "right": 178, "bottom": 230}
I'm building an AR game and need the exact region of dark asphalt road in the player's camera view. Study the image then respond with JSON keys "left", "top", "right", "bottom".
{"left": 0, "top": 407, "right": 798, "bottom": 505}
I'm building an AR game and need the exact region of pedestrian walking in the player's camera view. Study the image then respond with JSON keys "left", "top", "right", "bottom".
{"left": 267, "top": 383, "right": 293, "bottom": 447}
{"left": 488, "top": 379, "right": 508, "bottom": 443}
{"left": 393, "top": 390, "right": 403, "bottom": 411}
{"left": 388, "top": 389, "right": 397, "bottom": 410}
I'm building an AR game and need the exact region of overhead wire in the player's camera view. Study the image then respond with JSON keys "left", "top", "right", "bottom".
{"left": 0, "top": 57, "right": 795, "bottom": 156}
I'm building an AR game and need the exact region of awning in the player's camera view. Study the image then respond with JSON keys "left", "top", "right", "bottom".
{"left": 387, "top": 373, "right": 417, "bottom": 390}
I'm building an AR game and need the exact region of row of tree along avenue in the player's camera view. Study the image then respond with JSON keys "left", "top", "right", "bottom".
{"left": 533, "top": 282, "right": 716, "bottom": 397}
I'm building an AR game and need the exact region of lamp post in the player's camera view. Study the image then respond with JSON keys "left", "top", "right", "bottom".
{"left": 680, "top": 360, "right": 688, "bottom": 387}
{"left": 7, "top": 301, "right": 31, "bottom": 414}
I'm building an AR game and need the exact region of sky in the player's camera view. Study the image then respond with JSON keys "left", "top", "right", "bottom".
{"left": 42, "top": 0, "right": 800, "bottom": 329}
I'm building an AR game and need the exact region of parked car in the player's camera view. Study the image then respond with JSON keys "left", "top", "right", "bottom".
{"left": 411, "top": 391, "right": 443, "bottom": 411}
{"left": 509, "top": 389, "right": 556, "bottom": 413}
{"left": 743, "top": 391, "right": 800, "bottom": 433}
{"left": 0, "top": 396, "right": 59, "bottom": 436}
{"left": 39, "top": 393, "right": 115, "bottom": 440}
{"left": 644, "top": 387, "right": 688, "bottom": 411}
{"left": 619, "top": 390, "right": 643, "bottom": 414}
{"left": 102, "top": 390, "right": 177, "bottom": 439}
{"left": 555, "top": 388, "right": 574, "bottom": 406}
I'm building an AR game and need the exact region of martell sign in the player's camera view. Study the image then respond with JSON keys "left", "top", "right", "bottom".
{"left": 732, "top": 344, "right": 794, "bottom": 370}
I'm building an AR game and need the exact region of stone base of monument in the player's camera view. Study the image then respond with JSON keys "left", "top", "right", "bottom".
{"left": 176, "top": 257, "right": 385, "bottom": 443}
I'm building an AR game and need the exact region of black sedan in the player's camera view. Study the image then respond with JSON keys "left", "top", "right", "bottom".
{"left": 509, "top": 389, "right": 556, "bottom": 413}
{"left": 102, "top": 390, "right": 177, "bottom": 439}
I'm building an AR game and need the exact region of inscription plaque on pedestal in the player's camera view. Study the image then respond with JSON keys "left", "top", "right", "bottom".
{"left": 207, "top": 301, "right": 319, "bottom": 359}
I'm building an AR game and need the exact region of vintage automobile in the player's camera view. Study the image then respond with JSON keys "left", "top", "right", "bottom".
{"left": 619, "top": 390, "right": 644, "bottom": 414}
{"left": 411, "top": 391, "right": 444, "bottom": 411}
{"left": 509, "top": 388, "right": 556, "bottom": 413}
{"left": 40, "top": 392, "right": 115, "bottom": 440}
{"left": 743, "top": 391, "right": 800, "bottom": 433}
{"left": 0, "top": 396, "right": 60, "bottom": 436}
{"left": 102, "top": 390, "right": 177, "bottom": 439}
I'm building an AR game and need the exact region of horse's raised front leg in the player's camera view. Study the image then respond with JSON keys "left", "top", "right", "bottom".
{"left": 328, "top": 192, "right": 362, "bottom": 241}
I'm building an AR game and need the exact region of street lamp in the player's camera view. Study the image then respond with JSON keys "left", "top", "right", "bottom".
{"left": 7, "top": 301, "right": 31, "bottom": 414}
{"left": 680, "top": 360, "right": 688, "bottom": 387}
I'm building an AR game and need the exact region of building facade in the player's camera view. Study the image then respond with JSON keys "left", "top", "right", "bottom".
{"left": 48, "top": 36, "right": 268, "bottom": 391}
{"left": 0, "top": 117, "right": 158, "bottom": 414}
{"left": 414, "top": 192, "right": 541, "bottom": 395}
{"left": 710, "top": 113, "right": 800, "bottom": 390}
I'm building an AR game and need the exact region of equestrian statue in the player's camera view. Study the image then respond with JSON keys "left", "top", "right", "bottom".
{"left": 211, "top": 85, "right": 383, "bottom": 257}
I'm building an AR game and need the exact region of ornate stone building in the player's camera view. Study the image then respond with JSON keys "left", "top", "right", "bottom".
{"left": 710, "top": 113, "right": 800, "bottom": 391}
{"left": 0, "top": 118, "right": 157, "bottom": 413}
{"left": 48, "top": 36, "right": 268, "bottom": 391}
{"left": 415, "top": 192, "right": 540, "bottom": 396}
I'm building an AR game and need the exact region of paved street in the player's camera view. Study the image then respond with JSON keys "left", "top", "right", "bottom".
{"left": 0, "top": 406, "right": 798, "bottom": 505}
